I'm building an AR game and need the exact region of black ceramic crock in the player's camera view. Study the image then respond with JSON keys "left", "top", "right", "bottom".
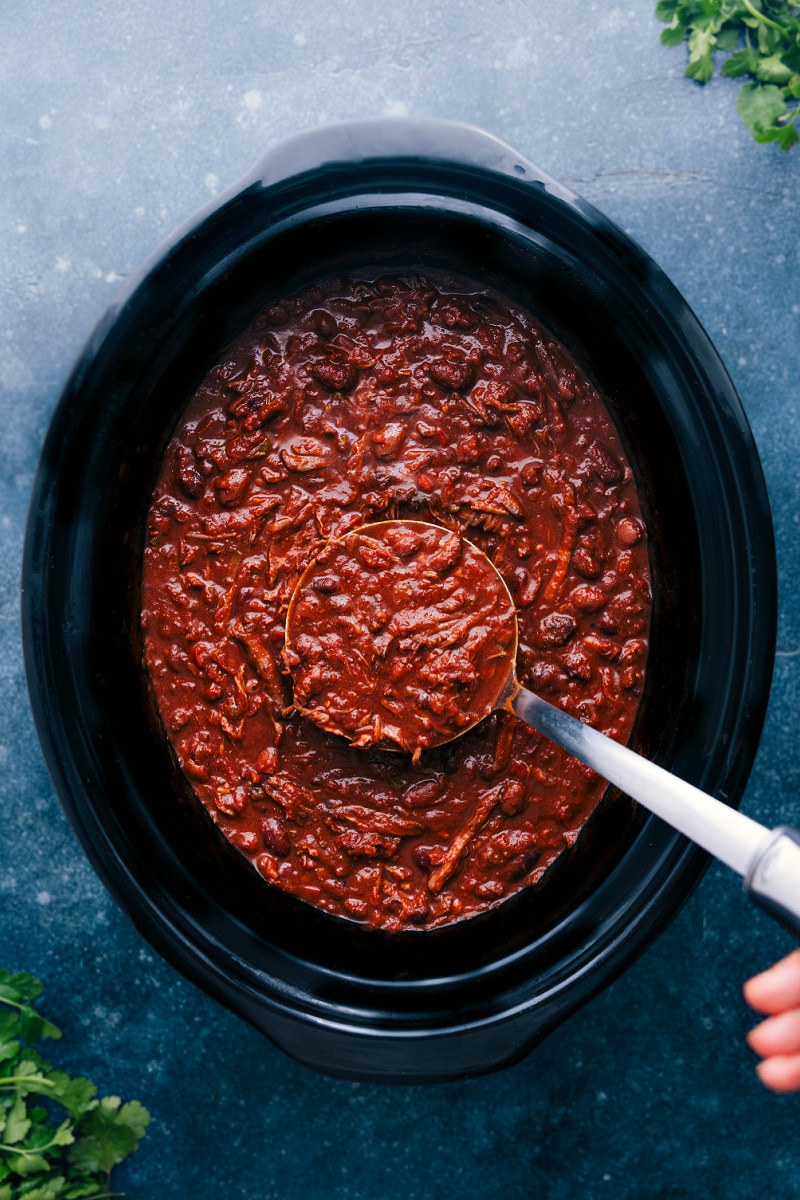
{"left": 22, "top": 118, "right": 777, "bottom": 1082}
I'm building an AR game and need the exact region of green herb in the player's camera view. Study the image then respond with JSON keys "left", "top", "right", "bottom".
{"left": 656, "top": 0, "right": 800, "bottom": 150}
{"left": 0, "top": 971, "right": 150, "bottom": 1199}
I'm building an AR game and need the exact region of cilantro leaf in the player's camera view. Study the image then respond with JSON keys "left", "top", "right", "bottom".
{"left": 753, "top": 117, "right": 800, "bottom": 147}
{"left": 63, "top": 1184, "right": 105, "bottom": 1199}
{"left": 68, "top": 1098, "right": 150, "bottom": 1177}
{"left": 661, "top": 24, "right": 688, "bottom": 47}
{"left": 687, "top": 26, "right": 718, "bottom": 82}
{"left": 4, "top": 1152, "right": 52, "bottom": 1179}
{"left": 19, "top": 1010, "right": 61, "bottom": 1047}
{"left": 755, "top": 51, "right": 795, "bottom": 82}
{"left": 0, "top": 1040, "right": 21, "bottom": 1068}
{"left": 722, "top": 46, "right": 763, "bottom": 76}
{"left": 783, "top": 40, "right": 800, "bottom": 72}
{"left": 656, "top": 0, "right": 800, "bottom": 150}
{"left": 51, "top": 1121, "right": 75, "bottom": 1151}
{"left": 15, "top": 1179, "right": 69, "bottom": 1200}
{"left": 655, "top": 0, "right": 680, "bottom": 19}
{"left": 4, "top": 1096, "right": 31, "bottom": 1147}
{"left": 46, "top": 1076, "right": 97, "bottom": 1124}
{"left": 0, "top": 972, "right": 150, "bottom": 1197}
{"left": 0, "top": 976, "right": 44, "bottom": 1007}
{"left": 736, "top": 78, "right": 789, "bottom": 128}
{"left": 716, "top": 24, "right": 742, "bottom": 52}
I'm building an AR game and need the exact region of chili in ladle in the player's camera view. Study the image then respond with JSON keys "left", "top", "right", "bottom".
{"left": 283, "top": 519, "right": 517, "bottom": 763}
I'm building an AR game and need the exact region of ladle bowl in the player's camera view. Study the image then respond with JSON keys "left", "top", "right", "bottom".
{"left": 283, "top": 519, "right": 519, "bottom": 760}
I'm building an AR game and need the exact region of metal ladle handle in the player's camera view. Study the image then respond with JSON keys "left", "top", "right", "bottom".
{"left": 513, "top": 686, "right": 800, "bottom": 938}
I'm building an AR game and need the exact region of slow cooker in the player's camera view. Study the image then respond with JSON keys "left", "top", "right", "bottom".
{"left": 22, "top": 118, "right": 776, "bottom": 1081}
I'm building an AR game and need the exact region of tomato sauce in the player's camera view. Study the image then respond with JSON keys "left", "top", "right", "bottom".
{"left": 141, "top": 272, "right": 651, "bottom": 932}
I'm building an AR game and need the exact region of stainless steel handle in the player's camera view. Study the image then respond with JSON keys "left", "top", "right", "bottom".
{"left": 745, "top": 828, "right": 800, "bottom": 938}
{"left": 513, "top": 686, "right": 768, "bottom": 876}
{"left": 515, "top": 688, "right": 800, "bottom": 937}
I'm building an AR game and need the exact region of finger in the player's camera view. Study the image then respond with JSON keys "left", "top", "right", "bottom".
{"left": 743, "top": 948, "right": 800, "bottom": 1015}
{"left": 747, "top": 1009, "right": 800, "bottom": 1058}
{"left": 756, "top": 1053, "right": 800, "bottom": 1094}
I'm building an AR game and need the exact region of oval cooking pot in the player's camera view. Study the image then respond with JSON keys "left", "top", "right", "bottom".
{"left": 22, "top": 118, "right": 777, "bottom": 1082}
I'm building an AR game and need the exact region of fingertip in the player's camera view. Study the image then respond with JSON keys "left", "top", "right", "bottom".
{"left": 746, "top": 1023, "right": 765, "bottom": 1054}
{"left": 755, "top": 1053, "right": 800, "bottom": 1093}
{"left": 744, "top": 948, "right": 800, "bottom": 1014}
{"left": 743, "top": 974, "right": 766, "bottom": 1011}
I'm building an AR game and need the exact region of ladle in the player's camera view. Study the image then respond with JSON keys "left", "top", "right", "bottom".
{"left": 284, "top": 519, "right": 800, "bottom": 934}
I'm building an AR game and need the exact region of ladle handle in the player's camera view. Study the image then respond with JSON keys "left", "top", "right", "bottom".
{"left": 744, "top": 828, "right": 800, "bottom": 940}
{"left": 513, "top": 687, "right": 800, "bottom": 938}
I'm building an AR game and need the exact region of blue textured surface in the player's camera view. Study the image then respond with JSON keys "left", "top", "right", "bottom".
{"left": 2, "top": 3, "right": 800, "bottom": 1197}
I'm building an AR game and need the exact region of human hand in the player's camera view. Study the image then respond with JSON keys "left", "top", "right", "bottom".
{"left": 744, "top": 948, "right": 800, "bottom": 1092}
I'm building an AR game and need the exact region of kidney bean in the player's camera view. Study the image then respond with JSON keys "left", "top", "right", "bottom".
{"left": 309, "top": 310, "right": 338, "bottom": 338}
{"left": 439, "top": 303, "right": 475, "bottom": 330}
{"left": 499, "top": 780, "right": 527, "bottom": 816}
{"left": 520, "top": 460, "right": 543, "bottom": 487}
{"left": 215, "top": 786, "right": 247, "bottom": 816}
{"left": 260, "top": 302, "right": 290, "bottom": 327}
{"left": 621, "top": 666, "right": 644, "bottom": 691}
{"left": 508, "top": 846, "right": 541, "bottom": 880}
{"left": 309, "top": 359, "right": 358, "bottom": 391}
{"left": 427, "top": 359, "right": 474, "bottom": 391}
{"left": 597, "top": 612, "right": 618, "bottom": 634}
{"left": 404, "top": 778, "right": 444, "bottom": 807}
{"left": 583, "top": 633, "right": 621, "bottom": 660}
{"left": 617, "top": 516, "right": 643, "bottom": 545}
{"left": 571, "top": 585, "right": 605, "bottom": 612}
{"left": 619, "top": 638, "right": 647, "bottom": 664}
{"left": 562, "top": 644, "right": 593, "bottom": 681}
{"left": 261, "top": 815, "right": 292, "bottom": 857}
{"left": 413, "top": 843, "right": 446, "bottom": 870}
{"left": 588, "top": 441, "right": 624, "bottom": 485}
{"left": 535, "top": 612, "right": 578, "bottom": 648}
{"left": 230, "top": 830, "right": 259, "bottom": 850}
{"left": 456, "top": 434, "right": 482, "bottom": 464}
{"left": 216, "top": 467, "right": 251, "bottom": 506}
{"left": 256, "top": 747, "right": 279, "bottom": 774}
{"left": 510, "top": 567, "right": 541, "bottom": 608}
{"left": 338, "top": 830, "right": 401, "bottom": 859}
{"left": 177, "top": 446, "right": 205, "bottom": 499}
{"left": 572, "top": 546, "right": 602, "bottom": 579}
{"left": 373, "top": 422, "right": 407, "bottom": 459}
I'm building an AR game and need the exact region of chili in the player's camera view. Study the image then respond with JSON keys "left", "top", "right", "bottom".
{"left": 141, "top": 272, "right": 651, "bottom": 932}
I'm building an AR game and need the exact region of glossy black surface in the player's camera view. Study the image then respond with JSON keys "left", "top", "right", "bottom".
{"left": 22, "top": 119, "right": 776, "bottom": 1081}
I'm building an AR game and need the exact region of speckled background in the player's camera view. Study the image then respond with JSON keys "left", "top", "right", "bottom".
{"left": 2, "top": 2, "right": 799, "bottom": 1197}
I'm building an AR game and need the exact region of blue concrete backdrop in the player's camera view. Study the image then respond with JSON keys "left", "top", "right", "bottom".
{"left": 1, "top": 2, "right": 799, "bottom": 1197}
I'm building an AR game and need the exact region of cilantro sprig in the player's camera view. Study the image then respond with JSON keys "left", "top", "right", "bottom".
{"left": 0, "top": 972, "right": 150, "bottom": 1199}
{"left": 656, "top": 0, "right": 800, "bottom": 150}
